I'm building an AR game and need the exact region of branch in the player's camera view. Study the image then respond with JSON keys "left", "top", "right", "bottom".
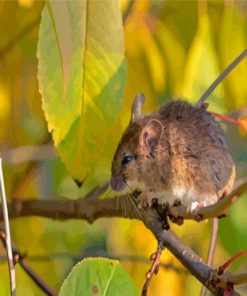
{"left": 1, "top": 179, "right": 247, "bottom": 294}
{"left": 196, "top": 49, "right": 247, "bottom": 107}
{"left": 0, "top": 229, "right": 56, "bottom": 296}
{"left": 123, "top": 0, "right": 135, "bottom": 24}
{"left": 217, "top": 272, "right": 247, "bottom": 287}
{"left": 168, "top": 178, "right": 247, "bottom": 221}
{"left": 1, "top": 144, "right": 56, "bottom": 165}
{"left": 0, "top": 17, "right": 40, "bottom": 59}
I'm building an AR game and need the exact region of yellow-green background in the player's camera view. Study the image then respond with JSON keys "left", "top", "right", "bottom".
{"left": 0, "top": 0, "right": 247, "bottom": 295}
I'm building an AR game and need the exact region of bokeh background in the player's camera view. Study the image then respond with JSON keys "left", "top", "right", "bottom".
{"left": 0, "top": 0, "right": 247, "bottom": 295}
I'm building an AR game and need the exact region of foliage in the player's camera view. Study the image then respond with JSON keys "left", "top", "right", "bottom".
{"left": 37, "top": 0, "right": 126, "bottom": 182}
{"left": 0, "top": 0, "right": 247, "bottom": 295}
{"left": 59, "top": 258, "right": 138, "bottom": 296}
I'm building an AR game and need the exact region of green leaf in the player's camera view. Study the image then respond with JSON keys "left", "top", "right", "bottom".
{"left": 182, "top": 14, "right": 226, "bottom": 113}
{"left": 59, "top": 258, "right": 138, "bottom": 296}
{"left": 155, "top": 21, "right": 186, "bottom": 97}
{"left": 218, "top": 7, "right": 247, "bottom": 111}
{"left": 37, "top": 0, "right": 127, "bottom": 181}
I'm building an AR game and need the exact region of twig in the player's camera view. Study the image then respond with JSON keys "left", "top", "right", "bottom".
{"left": 0, "top": 17, "right": 40, "bottom": 59}
{"left": 196, "top": 49, "right": 247, "bottom": 107}
{"left": 123, "top": 0, "right": 135, "bottom": 24}
{"left": 142, "top": 242, "right": 163, "bottom": 296}
{"left": 0, "top": 180, "right": 246, "bottom": 293}
{"left": 143, "top": 210, "right": 240, "bottom": 295}
{"left": 1, "top": 144, "right": 56, "bottom": 165}
{"left": 168, "top": 178, "right": 247, "bottom": 221}
{"left": 0, "top": 158, "right": 16, "bottom": 295}
{"left": 84, "top": 181, "right": 109, "bottom": 199}
{"left": 0, "top": 251, "right": 186, "bottom": 274}
{"left": 0, "top": 229, "right": 57, "bottom": 296}
{"left": 217, "top": 272, "right": 247, "bottom": 287}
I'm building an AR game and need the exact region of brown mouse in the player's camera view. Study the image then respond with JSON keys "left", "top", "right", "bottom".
{"left": 110, "top": 93, "right": 235, "bottom": 210}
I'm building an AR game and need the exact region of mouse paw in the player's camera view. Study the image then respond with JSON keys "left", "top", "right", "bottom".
{"left": 137, "top": 191, "right": 157, "bottom": 208}
{"left": 147, "top": 190, "right": 157, "bottom": 207}
{"left": 137, "top": 193, "right": 148, "bottom": 208}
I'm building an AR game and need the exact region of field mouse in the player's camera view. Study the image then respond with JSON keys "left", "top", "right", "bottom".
{"left": 110, "top": 93, "right": 235, "bottom": 211}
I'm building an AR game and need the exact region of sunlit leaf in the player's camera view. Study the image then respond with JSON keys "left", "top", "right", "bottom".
{"left": 155, "top": 21, "right": 186, "bottom": 97}
{"left": 107, "top": 219, "right": 188, "bottom": 296}
{"left": 125, "top": 10, "right": 165, "bottom": 94}
{"left": 182, "top": 14, "right": 226, "bottom": 113}
{"left": 0, "top": 83, "right": 10, "bottom": 122}
{"left": 18, "top": 0, "right": 34, "bottom": 8}
{"left": 59, "top": 258, "right": 138, "bottom": 296}
{"left": 140, "top": 16, "right": 166, "bottom": 93}
{"left": 37, "top": 0, "right": 126, "bottom": 181}
{"left": 219, "top": 7, "right": 247, "bottom": 111}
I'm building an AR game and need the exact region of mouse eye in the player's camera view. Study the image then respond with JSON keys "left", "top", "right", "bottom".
{"left": 121, "top": 155, "right": 134, "bottom": 166}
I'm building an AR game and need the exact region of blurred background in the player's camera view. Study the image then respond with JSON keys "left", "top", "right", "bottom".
{"left": 0, "top": 0, "right": 247, "bottom": 295}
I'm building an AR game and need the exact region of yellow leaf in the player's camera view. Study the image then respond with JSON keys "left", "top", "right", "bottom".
{"left": 125, "top": 13, "right": 166, "bottom": 94}
{"left": 155, "top": 21, "right": 186, "bottom": 96}
{"left": 219, "top": 7, "right": 247, "bottom": 110}
{"left": 18, "top": 0, "right": 34, "bottom": 8}
{"left": 0, "top": 83, "right": 10, "bottom": 122}
{"left": 182, "top": 14, "right": 226, "bottom": 113}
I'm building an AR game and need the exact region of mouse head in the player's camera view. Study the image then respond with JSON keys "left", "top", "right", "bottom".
{"left": 110, "top": 93, "right": 163, "bottom": 192}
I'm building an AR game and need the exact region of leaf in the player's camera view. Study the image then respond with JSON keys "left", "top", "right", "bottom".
{"left": 155, "top": 21, "right": 186, "bottom": 97}
{"left": 125, "top": 9, "right": 166, "bottom": 94}
{"left": 37, "top": 0, "right": 127, "bottom": 181}
{"left": 59, "top": 258, "right": 138, "bottom": 296}
{"left": 218, "top": 7, "right": 247, "bottom": 111}
{"left": 182, "top": 14, "right": 226, "bottom": 113}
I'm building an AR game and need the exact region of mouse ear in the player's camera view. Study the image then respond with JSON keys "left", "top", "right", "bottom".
{"left": 141, "top": 119, "right": 163, "bottom": 150}
{"left": 131, "top": 93, "right": 145, "bottom": 123}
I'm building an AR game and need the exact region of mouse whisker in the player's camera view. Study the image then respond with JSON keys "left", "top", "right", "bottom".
{"left": 123, "top": 181, "right": 135, "bottom": 193}
{"left": 123, "top": 195, "right": 127, "bottom": 217}
{"left": 128, "top": 193, "right": 144, "bottom": 220}
{"left": 117, "top": 195, "right": 119, "bottom": 212}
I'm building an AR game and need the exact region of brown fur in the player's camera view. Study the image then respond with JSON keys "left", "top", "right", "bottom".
{"left": 110, "top": 100, "right": 235, "bottom": 206}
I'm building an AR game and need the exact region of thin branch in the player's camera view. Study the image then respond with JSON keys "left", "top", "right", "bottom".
{"left": 84, "top": 181, "right": 109, "bottom": 199}
{"left": 0, "top": 159, "right": 16, "bottom": 296}
{"left": 142, "top": 209, "right": 240, "bottom": 295}
{"left": 168, "top": 178, "right": 247, "bottom": 221}
{"left": 0, "top": 179, "right": 246, "bottom": 294}
{"left": 123, "top": 0, "right": 135, "bottom": 24}
{"left": 196, "top": 49, "right": 247, "bottom": 107}
{"left": 0, "top": 251, "right": 186, "bottom": 274}
{"left": 217, "top": 272, "right": 247, "bottom": 287}
{"left": 0, "top": 17, "right": 40, "bottom": 59}
{"left": 0, "top": 229, "right": 56, "bottom": 296}
{"left": 142, "top": 242, "right": 163, "bottom": 296}
{"left": 1, "top": 144, "right": 56, "bottom": 165}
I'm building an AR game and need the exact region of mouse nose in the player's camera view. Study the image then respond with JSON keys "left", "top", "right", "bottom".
{"left": 110, "top": 175, "right": 124, "bottom": 192}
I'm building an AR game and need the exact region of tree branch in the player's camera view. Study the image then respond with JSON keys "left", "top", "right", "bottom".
{"left": 1, "top": 178, "right": 246, "bottom": 295}
{"left": 0, "top": 17, "right": 40, "bottom": 59}
{"left": 168, "top": 178, "right": 247, "bottom": 221}
{"left": 1, "top": 144, "right": 56, "bottom": 165}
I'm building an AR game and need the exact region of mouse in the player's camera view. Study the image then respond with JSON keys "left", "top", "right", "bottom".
{"left": 110, "top": 93, "right": 235, "bottom": 211}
